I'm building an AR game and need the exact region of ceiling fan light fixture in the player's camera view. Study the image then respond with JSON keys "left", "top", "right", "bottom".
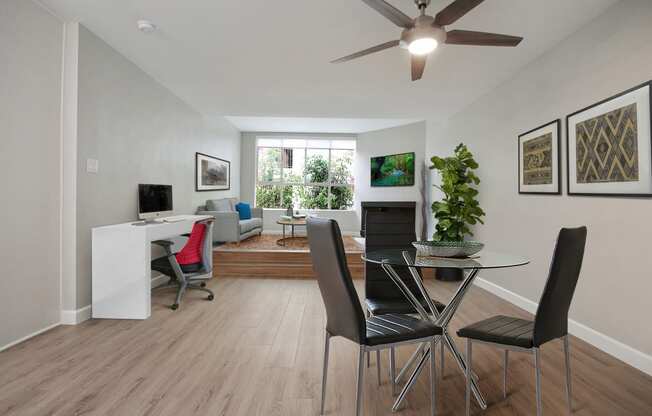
{"left": 408, "top": 37, "right": 438, "bottom": 55}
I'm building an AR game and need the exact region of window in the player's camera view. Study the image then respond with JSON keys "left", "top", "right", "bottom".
{"left": 255, "top": 137, "right": 355, "bottom": 210}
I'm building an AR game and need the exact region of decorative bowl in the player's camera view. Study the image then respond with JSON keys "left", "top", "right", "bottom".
{"left": 412, "top": 240, "right": 484, "bottom": 258}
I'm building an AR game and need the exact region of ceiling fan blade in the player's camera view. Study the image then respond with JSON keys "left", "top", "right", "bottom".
{"left": 445, "top": 30, "right": 523, "bottom": 46}
{"left": 411, "top": 54, "right": 427, "bottom": 81}
{"left": 331, "top": 40, "right": 400, "bottom": 63}
{"left": 362, "top": 0, "right": 414, "bottom": 28}
{"left": 435, "top": 0, "right": 484, "bottom": 26}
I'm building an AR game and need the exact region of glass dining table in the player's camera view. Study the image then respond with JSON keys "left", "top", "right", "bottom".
{"left": 362, "top": 249, "right": 529, "bottom": 411}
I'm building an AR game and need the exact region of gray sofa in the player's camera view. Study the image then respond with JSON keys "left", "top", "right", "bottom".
{"left": 197, "top": 198, "right": 263, "bottom": 243}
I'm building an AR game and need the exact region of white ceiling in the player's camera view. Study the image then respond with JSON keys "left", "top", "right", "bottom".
{"left": 42, "top": 0, "right": 618, "bottom": 127}
{"left": 224, "top": 116, "right": 421, "bottom": 134}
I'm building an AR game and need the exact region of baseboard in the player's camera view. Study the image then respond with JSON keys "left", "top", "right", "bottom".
{"left": 474, "top": 278, "right": 652, "bottom": 376}
{"left": 60, "top": 305, "right": 91, "bottom": 325}
{"left": 0, "top": 322, "right": 60, "bottom": 353}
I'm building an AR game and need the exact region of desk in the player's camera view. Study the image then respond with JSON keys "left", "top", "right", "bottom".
{"left": 363, "top": 249, "right": 528, "bottom": 411}
{"left": 92, "top": 215, "right": 212, "bottom": 319}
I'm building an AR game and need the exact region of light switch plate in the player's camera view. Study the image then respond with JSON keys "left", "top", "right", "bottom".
{"left": 86, "top": 158, "right": 99, "bottom": 173}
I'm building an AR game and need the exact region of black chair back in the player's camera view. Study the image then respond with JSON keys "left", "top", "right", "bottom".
{"left": 533, "top": 227, "right": 587, "bottom": 346}
{"left": 307, "top": 217, "right": 366, "bottom": 344}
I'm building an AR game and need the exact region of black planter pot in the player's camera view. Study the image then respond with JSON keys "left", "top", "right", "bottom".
{"left": 436, "top": 267, "right": 464, "bottom": 282}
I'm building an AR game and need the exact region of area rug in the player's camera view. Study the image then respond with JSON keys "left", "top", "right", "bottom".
{"left": 215, "top": 233, "right": 363, "bottom": 252}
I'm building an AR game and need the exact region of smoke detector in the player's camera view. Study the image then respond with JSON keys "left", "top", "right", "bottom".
{"left": 137, "top": 20, "right": 156, "bottom": 33}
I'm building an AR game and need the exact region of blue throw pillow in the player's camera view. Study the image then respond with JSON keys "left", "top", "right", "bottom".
{"left": 235, "top": 202, "right": 252, "bottom": 220}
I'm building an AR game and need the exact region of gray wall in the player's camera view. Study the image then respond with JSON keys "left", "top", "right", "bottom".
{"left": 426, "top": 0, "right": 652, "bottom": 356}
{"left": 0, "top": 0, "right": 62, "bottom": 349}
{"left": 356, "top": 122, "right": 426, "bottom": 238}
{"left": 76, "top": 26, "right": 240, "bottom": 309}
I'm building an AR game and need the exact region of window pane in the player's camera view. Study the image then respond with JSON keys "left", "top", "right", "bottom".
{"left": 282, "top": 148, "right": 305, "bottom": 184}
{"left": 257, "top": 147, "right": 281, "bottom": 182}
{"left": 282, "top": 139, "right": 306, "bottom": 148}
{"left": 330, "top": 186, "right": 354, "bottom": 210}
{"left": 297, "top": 186, "right": 329, "bottom": 209}
{"left": 306, "top": 139, "right": 330, "bottom": 149}
{"left": 305, "top": 149, "right": 329, "bottom": 183}
{"left": 257, "top": 138, "right": 282, "bottom": 147}
{"left": 255, "top": 185, "right": 282, "bottom": 208}
{"left": 331, "top": 140, "right": 356, "bottom": 150}
{"left": 330, "top": 149, "right": 354, "bottom": 184}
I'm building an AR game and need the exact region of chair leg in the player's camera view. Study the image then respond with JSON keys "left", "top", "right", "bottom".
{"left": 534, "top": 347, "right": 543, "bottom": 416}
{"left": 173, "top": 281, "right": 187, "bottom": 309}
{"left": 466, "top": 339, "right": 472, "bottom": 416}
{"left": 563, "top": 336, "right": 573, "bottom": 414}
{"left": 356, "top": 346, "right": 365, "bottom": 416}
{"left": 320, "top": 331, "right": 331, "bottom": 415}
{"left": 440, "top": 339, "right": 445, "bottom": 379}
{"left": 376, "top": 350, "right": 381, "bottom": 386}
{"left": 503, "top": 350, "right": 509, "bottom": 399}
{"left": 430, "top": 338, "right": 437, "bottom": 416}
{"left": 390, "top": 347, "right": 396, "bottom": 396}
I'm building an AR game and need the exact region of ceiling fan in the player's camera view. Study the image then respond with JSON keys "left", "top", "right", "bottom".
{"left": 332, "top": 0, "right": 523, "bottom": 81}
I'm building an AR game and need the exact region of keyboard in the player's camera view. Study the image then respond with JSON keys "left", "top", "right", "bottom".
{"left": 161, "top": 215, "right": 189, "bottom": 223}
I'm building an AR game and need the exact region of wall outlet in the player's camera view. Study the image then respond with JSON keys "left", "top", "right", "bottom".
{"left": 86, "top": 158, "right": 99, "bottom": 173}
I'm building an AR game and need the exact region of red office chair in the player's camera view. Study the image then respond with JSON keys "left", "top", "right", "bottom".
{"left": 151, "top": 219, "right": 214, "bottom": 310}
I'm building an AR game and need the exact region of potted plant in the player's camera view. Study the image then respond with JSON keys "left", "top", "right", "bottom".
{"left": 429, "top": 143, "right": 485, "bottom": 281}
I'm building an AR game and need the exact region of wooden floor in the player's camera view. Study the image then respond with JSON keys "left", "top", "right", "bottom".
{"left": 1, "top": 278, "right": 651, "bottom": 416}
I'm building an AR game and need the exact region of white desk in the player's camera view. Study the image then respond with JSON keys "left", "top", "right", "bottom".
{"left": 92, "top": 215, "right": 212, "bottom": 319}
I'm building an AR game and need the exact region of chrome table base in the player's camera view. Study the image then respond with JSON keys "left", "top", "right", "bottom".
{"left": 380, "top": 253, "right": 488, "bottom": 411}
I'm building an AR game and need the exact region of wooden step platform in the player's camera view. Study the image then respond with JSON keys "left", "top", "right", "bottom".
{"left": 213, "top": 234, "right": 364, "bottom": 279}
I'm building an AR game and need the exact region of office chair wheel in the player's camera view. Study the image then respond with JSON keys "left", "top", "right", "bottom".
{"left": 171, "top": 303, "right": 179, "bottom": 310}
{"left": 207, "top": 294, "right": 214, "bottom": 301}
{"left": 200, "top": 282, "right": 206, "bottom": 288}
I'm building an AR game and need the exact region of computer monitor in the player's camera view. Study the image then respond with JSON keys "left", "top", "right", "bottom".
{"left": 138, "top": 184, "right": 173, "bottom": 221}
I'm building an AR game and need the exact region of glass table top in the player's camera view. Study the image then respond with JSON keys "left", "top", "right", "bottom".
{"left": 362, "top": 249, "right": 529, "bottom": 270}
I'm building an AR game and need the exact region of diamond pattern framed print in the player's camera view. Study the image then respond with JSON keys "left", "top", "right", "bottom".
{"left": 567, "top": 81, "right": 652, "bottom": 196}
{"left": 518, "top": 119, "right": 561, "bottom": 194}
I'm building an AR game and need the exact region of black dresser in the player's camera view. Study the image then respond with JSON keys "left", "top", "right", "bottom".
{"left": 361, "top": 201, "right": 418, "bottom": 300}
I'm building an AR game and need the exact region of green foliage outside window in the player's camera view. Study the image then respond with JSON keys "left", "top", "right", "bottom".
{"left": 256, "top": 147, "right": 354, "bottom": 210}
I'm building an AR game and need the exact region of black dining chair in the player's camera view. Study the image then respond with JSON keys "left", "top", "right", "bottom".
{"left": 365, "top": 257, "right": 448, "bottom": 391}
{"left": 307, "top": 217, "right": 442, "bottom": 416}
{"left": 457, "top": 226, "right": 587, "bottom": 416}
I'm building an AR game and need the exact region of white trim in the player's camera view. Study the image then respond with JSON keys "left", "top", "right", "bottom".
{"left": 0, "top": 322, "right": 60, "bottom": 353}
{"left": 60, "top": 22, "right": 79, "bottom": 314}
{"left": 60, "top": 305, "right": 91, "bottom": 325}
{"left": 474, "top": 278, "right": 652, "bottom": 376}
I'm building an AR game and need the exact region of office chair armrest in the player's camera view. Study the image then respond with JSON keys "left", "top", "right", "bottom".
{"left": 152, "top": 239, "right": 175, "bottom": 256}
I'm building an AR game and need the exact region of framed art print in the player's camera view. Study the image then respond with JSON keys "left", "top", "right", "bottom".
{"left": 566, "top": 81, "right": 652, "bottom": 196}
{"left": 196, "top": 152, "right": 230, "bottom": 191}
{"left": 518, "top": 119, "right": 561, "bottom": 194}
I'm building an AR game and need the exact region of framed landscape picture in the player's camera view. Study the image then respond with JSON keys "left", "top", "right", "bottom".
{"left": 567, "top": 81, "right": 652, "bottom": 196}
{"left": 518, "top": 119, "right": 561, "bottom": 194}
{"left": 196, "top": 152, "right": 230, "bottom": 191}
{"left": 370, "top": 152, "right": 415, "bottom": 187}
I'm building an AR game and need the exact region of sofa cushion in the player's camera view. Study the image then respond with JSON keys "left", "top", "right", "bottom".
{"left": 206, "top": 198, "right": 233, "bottom": 212}
{"left": 235, "top": 202, "right": 252, "bottom": 220}
{"left": 239, "top": 218, "right": 263, "bottom": 234}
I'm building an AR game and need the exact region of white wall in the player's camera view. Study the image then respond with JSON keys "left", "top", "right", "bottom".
{"left": 426, "top": 0, "right": 652, "bottom": 367}
{"left": 74, "top": 26, "right": 240, "bottom": 309}
{"left": 356, "top": 122, "right": 427, "bottom": 239}
{"left": 0, "top": 0, "right": 62, "bottom": 349}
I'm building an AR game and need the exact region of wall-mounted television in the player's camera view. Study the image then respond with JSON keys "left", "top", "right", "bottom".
{"left": 370, "top": 152, "right": 415, "bottom": 187}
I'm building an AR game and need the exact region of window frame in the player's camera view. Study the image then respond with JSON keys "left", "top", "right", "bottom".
{"left": 255, "top": 138, "right": 355, "bottom": 210}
